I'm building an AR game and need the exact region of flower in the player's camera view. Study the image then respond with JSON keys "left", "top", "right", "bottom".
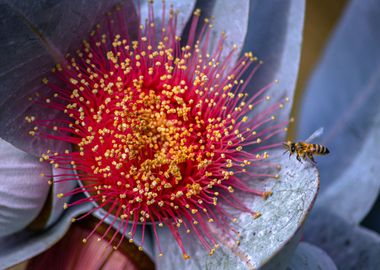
{"left": 28, "top": 1, "right": 286, "bottom": 259}
{"left": 0, "top": 0, "right": 309, "bottom": 268}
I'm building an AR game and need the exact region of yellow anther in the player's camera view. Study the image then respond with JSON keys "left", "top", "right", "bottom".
{"left": 183, "top": 254, "right": 191, "bottom": 260}
{"left": 263, "top": 191, "right": 273, "bottom": 200}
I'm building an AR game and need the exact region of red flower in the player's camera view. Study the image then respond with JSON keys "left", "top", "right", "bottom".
{"left": 29, "top": 2, "right": 286, "bottom": 259}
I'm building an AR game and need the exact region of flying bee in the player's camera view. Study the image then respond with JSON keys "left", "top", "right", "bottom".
{"left": 283, "top": 127, "right": 330, "bottom": 163}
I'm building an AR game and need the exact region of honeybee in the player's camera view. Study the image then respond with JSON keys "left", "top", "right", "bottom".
{"left": 283, "top": 127, "right": 330, "bottom": 163}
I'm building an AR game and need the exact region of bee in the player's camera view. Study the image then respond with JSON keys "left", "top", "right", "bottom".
{"left": 283, "top": 127, "right": 330, "bottom": 163}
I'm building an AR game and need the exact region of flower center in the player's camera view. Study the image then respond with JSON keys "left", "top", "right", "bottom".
{"left": 28, "top": 3, "right": 286, "bottom": 259}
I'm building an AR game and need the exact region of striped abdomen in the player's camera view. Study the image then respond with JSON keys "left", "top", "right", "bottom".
{"left": 311, "top": 144, "right": 330, "bottom": 155}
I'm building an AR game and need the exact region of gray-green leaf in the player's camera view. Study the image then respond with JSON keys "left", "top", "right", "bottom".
{"left": 304, "top": 207, "right": 380, "bottom": 270}
{"left": 243, "top": 0, "right": 305, "bottom": 136}
{"left": 286, "top": 242, "right": 337, "bottom": 270}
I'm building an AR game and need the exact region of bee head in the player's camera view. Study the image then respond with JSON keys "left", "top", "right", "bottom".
{"left": 283, "top": 141, "right": 295, "bottom": 154}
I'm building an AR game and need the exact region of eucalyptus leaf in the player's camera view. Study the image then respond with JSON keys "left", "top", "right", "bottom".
{"left": 205, "top": 0, "right": 249, "bottom": 61}
{"left": 180, "top": 0, "right": 249, "bottom": 62}
{"left": 0, "top": 138, "right": 50, "bottom": 237}
{"left": 0, "top": 202, "right": 92, "bottom": 269}
{"left": 286, "top": 242, "right": 337, "bottom": 270}
{"left": 155, "top": 152, "right": 319, "bottom": 270}
{"left": 210, "top": 0, "right": 249, "bottom": 54}
{"left": 304, "top": 207, "right": 380, "bottom": 270}
{"left": 243, "top": 0, "right": 305, "bottom": 134}
{"left": 0, "top": 0, "right": 124, "bottom": 157}
{"left": 297, "top": 0, "right": 380, "bottom": 223}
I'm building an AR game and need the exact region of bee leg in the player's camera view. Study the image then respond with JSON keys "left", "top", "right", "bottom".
{"left": 296, "top": 154, "right": 302, "bottom": 163}
{"left": 308, "top": 153, "right": 316, "bottom": 164}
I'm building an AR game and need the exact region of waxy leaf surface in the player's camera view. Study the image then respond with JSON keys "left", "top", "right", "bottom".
{"left": 286, "top": 242, "right": 337, "bottom": 270}
{"left": 304, "top": 207, "right": 380, "bottom": 270}
{"left": 244, "top": 0, "right": 305, "bottom": 137}
{"left": 0, "top": 138, "right": 50, "bottom": 237}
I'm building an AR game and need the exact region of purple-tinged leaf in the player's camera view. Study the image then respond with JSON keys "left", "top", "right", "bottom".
{"left": 286, "top": 242, "right": 337, "bottom": 270}
{"left": 297, "top": 0, "right": 380, "bottom": 223}
{"left": 155, "top": 152, "right": 319, "bottom": 270}
{"left": 243, "top": 0, "right": 305, "bottom": 137}
{"left": 0, "top": 202, "right": 92, "bottom": 269}
{"left": 0, "top": 138, "right": 50, "bottom": 237}
{"left": 304, "top": 207, "right": 380, "bottom": 270}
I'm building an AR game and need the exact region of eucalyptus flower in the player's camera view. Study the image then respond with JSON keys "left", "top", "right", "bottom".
{"left": 0, "top": 1, "right": 317, "bottom": 269}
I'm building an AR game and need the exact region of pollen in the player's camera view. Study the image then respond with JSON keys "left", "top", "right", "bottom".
{"left": 30, "top": 1, "right": 287, "bottom": 260}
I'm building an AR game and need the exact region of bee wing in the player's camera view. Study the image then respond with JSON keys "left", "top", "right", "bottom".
{"left": 305, "top": 127, "right": 324, "bottom": 143}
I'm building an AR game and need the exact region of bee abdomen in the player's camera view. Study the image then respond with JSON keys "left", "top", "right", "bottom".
{"left": 312, "top": 144, "right": 329, "bottom": 155}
